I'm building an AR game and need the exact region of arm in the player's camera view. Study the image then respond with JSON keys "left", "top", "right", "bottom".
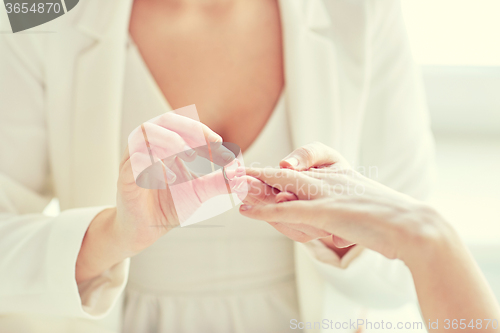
{"left": 306, "top": 0, "right": 436, "bottom": 307}
{"left": 0, "top": 34, "right": 128, "bottom": 317}
{"left": 242, "top": 197, "right": 500, "bottom": 332}
{"left": 0, "top": 33, "right": 239, "bottom": 315}
{"left": 278, "top": 0, "right": 435, "bottom": 259}
{"left": 242, "top": 142, "right": 421, "bottom": 307}
{"left": 409, "top": 226, "right": 500, "bottom": 332}
{"left": 241, "top": 165, "right": 500, "bottom": 332}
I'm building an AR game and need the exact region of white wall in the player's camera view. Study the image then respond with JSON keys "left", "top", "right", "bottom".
{"left": 422, "top": 66, "right": 500, "bottom": 136}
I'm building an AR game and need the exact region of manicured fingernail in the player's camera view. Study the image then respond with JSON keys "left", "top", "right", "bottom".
{"left": 283, "top": 157, "right": 299, "bottom": 167}
{"left": 222, "top": 152, "right": 235, "bottom": 162}
{"left": 240, "top": 205, "right": 252, "bottom": 211}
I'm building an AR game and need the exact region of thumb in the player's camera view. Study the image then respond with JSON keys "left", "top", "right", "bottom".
{"left": 280, "top": 142, "right": 350, "bottom": 171}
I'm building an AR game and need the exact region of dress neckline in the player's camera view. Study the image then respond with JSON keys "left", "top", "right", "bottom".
{"left": 242, "top": 92, "right": 286, "bottom": 159}
{"left": 127, "top": 35, "right": 287, "bottom": 156}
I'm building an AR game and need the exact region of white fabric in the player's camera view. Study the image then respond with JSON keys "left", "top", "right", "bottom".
{"left": 121, "top": 39, "right": 299, "bottom": 333}
{"left": 0, "top": 0, "right": 435, "bottom": 332}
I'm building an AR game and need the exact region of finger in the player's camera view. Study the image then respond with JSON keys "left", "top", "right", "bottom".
{"left": 239, "top": 200, "right": 319, "bottom": 223}
{"left": 332, "top": 235, "right": 356, "bottom": 248}
{"left": 143, "top": 122, "right": 200, "bottom": 162}
{"left": 280, "top": 142, "right": 350, "bottom": 171}
{"left": 279, "top": 222, "right": 331, "bottom": 239}
{"left": 242, "top": 176, "right": 280, "bottom": 205}
{"left": 267, "top": 222, "right": 316, "bottom": 243}
{"left": 229, "top": 175, "right": 250, "bottom": 202}
{"left": 242, "top": 198, "right": 401, "bottom": 258}
{"left": 191, "top": 168, "right": 242, "bottom": 203}
{"left": 129, "top": 152, "right": 177, "bottom": 187}
{"left": 194, "top": 144, "right": 237, "bottom": 168}
{"left": 275, "top": 191, "right": 298, "bottom": 203}
{"left": 128, "top": 123, "right": 193, "bottom": 161}
{"left": 244, "top": 167, "right": 323, "bottom": 200}
{"left": 239, "top": 201, "right": 361, "bottom": 251}
{"left": 152, "top": 110, "right": 222, "bottom": 148}
{"left": 224, "top": 165, "right": 245, "bottom": 181}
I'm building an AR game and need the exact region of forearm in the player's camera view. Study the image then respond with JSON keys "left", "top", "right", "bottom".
{"left": 407, "top": 227, "right": 500, "bottom": 332}
{"left": 75, "top": 208, "right": 132, "bottom": 283}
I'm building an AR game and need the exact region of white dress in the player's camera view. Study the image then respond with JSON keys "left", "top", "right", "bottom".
{"left": 119, "top": 38, "right": 300, "bottom": 333}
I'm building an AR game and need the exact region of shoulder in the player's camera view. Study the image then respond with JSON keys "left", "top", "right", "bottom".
{"left": 0, "top": 0, "right": 127, "bottom": 79}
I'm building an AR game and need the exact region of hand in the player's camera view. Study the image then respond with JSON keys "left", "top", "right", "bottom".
{"left": 76, "top": 111, "right": 245, "bottom": 282}
{"left": 240, "top": 145, "right": 446, "bottom": 262}
{"left": 242, "top": 142, "right": 354, "bottom": 247}
{"left": 119, "top": 111, "right": 245, "bottom": 250}
{"left": 233, "top": 173, "right": 329, "bottom": 243}
{"left": 242, "top": 150, "right": 500, "bottom": 331}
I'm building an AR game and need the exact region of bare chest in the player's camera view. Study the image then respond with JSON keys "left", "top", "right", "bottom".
{"left": 129, "top": 0, "right": 284, "bottom": 151}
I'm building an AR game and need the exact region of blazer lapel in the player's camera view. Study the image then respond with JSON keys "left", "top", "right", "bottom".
{"left": 279, "top": 1, "right": 336, "bottom": 329}
{"left": 281, "top": 0, "right": 370, "bottom": 163}
{"left": 71, "top": 0, "right": 133, "bottom": 207}
{"left": 280, "top": 0, "right": 341, "bottom": 151}
{"left": 281, "top": 1, "right": 370, "bottom": 329}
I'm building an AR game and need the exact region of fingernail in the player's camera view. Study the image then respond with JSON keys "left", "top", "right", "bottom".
{"left": 240, "top": 205, "right": 252, "bottom": 211}
{"left": 221, "top": 152, "right": 235, "bottom": 162}
{"left": 283, "top": 157, "right": 299, "bottom": 167}
{"left": 209, "top": 134, "right": 222, "bottom": 143}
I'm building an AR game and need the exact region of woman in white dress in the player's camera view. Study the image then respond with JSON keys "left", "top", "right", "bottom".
{"left": 0, "top": 0, "right": 435, "bottom": 332}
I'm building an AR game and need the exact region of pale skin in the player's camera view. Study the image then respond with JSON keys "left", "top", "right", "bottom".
{"left": 76, "top": 0, "right": 347, "bottom": 282}
{"left": 239, "top": 142, "right": 500, "bottom": 333}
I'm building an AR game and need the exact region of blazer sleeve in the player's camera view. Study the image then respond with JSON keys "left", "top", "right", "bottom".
{"left": 302, "top": 0, "right": 436, "bottom": 308}
{"left": 0, "top": 33, "right": 129, "bottom": 318}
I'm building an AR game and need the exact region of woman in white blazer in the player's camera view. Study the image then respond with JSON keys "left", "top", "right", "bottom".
{"left": 0, "top": 0, "right": 435, "bottom": 332}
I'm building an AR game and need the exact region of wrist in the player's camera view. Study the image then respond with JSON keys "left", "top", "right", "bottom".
{"left": 76, "top": 207, "right": 131, "bottom": 283}
{"left": 399, "top": 204, "right": 459, "bottom": 269}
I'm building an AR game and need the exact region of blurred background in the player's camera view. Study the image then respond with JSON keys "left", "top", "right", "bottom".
{"left": 401, "top": 0, "right": 500, "bottom": 300}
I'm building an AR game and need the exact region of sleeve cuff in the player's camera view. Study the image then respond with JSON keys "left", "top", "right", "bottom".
{"left": 301, "top": 239, "right": 365, "bottom": 269}
{"left": 301, "top": 241, "right": 417, "bottom": 308}
{"left": 78, "top": 258, "right": 130, "bottom": 318}
{"left": 46, "top": 206, "right": 129, "bottom": 318}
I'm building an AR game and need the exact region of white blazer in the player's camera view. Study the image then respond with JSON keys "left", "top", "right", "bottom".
{"left": 0, "top": 0, "right": 435, "bottom": 332}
